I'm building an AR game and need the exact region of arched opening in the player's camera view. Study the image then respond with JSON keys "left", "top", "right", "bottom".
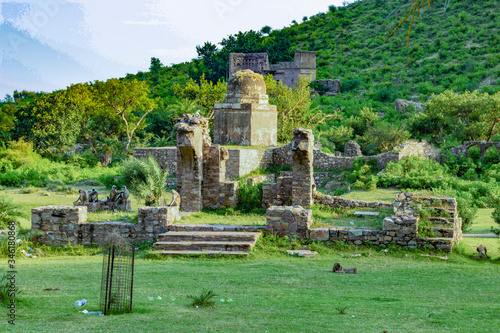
{"left": 485, "top": 145, "right": 500, "bottom": 164}
{"left": 467, "top": 145, "right": 481, "bottom": 160}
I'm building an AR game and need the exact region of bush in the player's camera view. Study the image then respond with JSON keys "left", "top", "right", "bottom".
{"left": 237, "top": 181, "right": 264, "bottom": 214}
{"left": 0, "top": 195, "right": 25, "bottom": 229}
{"left": 121, "top": 156, "right": 169, "bottom": 206}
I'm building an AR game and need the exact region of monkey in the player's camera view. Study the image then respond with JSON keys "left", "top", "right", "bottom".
{"left": 88, "top": 188, "right": 98, "bottom": 203}
{"left": 475, "top": 244, "right": 488, "bottom": 259}
{"left": 116, "top": 185, "right": 129, "bottom": 204}
{"left": 108, "top": 185, "right": 118, "bottom": 202}
{"left": 77, "top": 189, "right": 88, "bottom": 204}
{"left": 169, "top": 189, "right": 181, "bottom": 207}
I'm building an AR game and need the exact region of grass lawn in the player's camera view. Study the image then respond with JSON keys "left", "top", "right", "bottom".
{"left": 2, "top": 244, "right": 499, "bottom": 332}
{"left": 466, "top": 208, "right": 496, "bottom": 234}
{"left": 339, "top": 188, "right": 400, "bottom": 203}
{"left": 180, "top": 210, "right": 266, "bottom": 226}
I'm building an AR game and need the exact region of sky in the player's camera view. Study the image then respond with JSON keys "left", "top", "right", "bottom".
{"left": 0, "top": 0, "right": 345, "bottom": 98}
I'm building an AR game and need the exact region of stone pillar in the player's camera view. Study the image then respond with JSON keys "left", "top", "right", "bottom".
{"left": 175, "top": 114, "right": 208, "bottom": 212}
{"left": 202, "top": 144, "right": 227, "bottom": 208}
{"left": 266, "top": 206, "right": 312, "bottom": 239}
{"left": 344, "top": 140, "right": 362, "bottom": 157}
{"left": 291, "top": 128, "right": 314, "bottom": 208}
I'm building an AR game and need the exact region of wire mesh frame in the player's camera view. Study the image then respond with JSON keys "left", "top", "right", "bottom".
{"left": 99, "top": 245, "right": 135, "bottom": 315}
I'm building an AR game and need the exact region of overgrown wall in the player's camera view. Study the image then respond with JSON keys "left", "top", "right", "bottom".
{"left": 31, "top": 205, "right": 179, "bottom": 246}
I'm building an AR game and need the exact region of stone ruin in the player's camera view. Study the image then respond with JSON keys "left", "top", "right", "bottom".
{"left": 343, "top": 140, "right": 362, "bottom": 157}
{"left": 262, "top": 128, "right": 315, "bottom": 209}
{"left": 175, "top": 113, "right": 238, "bottom": 212}
{"left": 266, "top": 192, "right": 463, "bottom": 252}
{"left": 74, "top": 186, "right": 131, "bottom": 212}
{"left": 213, "top": 70, "right": 277, "bottom": 146}
{"left": 229, "top": 50, "right": 316, "bottom": 87}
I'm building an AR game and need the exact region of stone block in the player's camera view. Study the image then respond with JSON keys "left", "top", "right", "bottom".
{"left": 309, "top": 228, "right": 330, "bottom": 241}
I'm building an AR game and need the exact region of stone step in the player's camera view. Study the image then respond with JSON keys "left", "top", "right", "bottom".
{"left": 153, "top": 241, "right": 255, "bottom": 252}
{"left": 167, "top": 224, "right": 266, "bottom": 233}
{"left": 157, "top": 231, "right": 261, "bottom": 243}
{"left": 149, "top": 250, "right": 249, "bottom": 256}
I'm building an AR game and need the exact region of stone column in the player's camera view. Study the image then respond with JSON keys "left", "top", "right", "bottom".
{"left": 291, "top": 128, "right": 314, "bottom": 208}
{"left": 175, "top": 114, "right": 207, "bottom": 212}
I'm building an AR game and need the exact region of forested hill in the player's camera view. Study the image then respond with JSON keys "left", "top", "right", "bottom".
{"left": 1, "top": 0, "right": 499, "bottom": 157}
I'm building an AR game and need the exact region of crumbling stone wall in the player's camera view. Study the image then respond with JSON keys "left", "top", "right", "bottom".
{"left": 175, "top": 114, "right": 206, "bottom": 212}
{"left": 344, "top": 141, "right": 362, "bottom": 157}
{"left": 263, "top": 128, "right": 315, "bottom": 208}
{"left": 31, "top": 205, "right": 179, "bottom": 246}
{"left": 175, "top": 113, "right": 238, "bottom": 212}
{"left": 273, "top": 140, "right": 437, "bottom": 171}
{"left": 133, "top": 147, "right": 177, "bottom": 176}
{"left": 266, "top": 194, "right": 461, "bottom": 252}
{"left": 313, "top": 193, "right": 392, "bottom": 209}
{"left": 394, "top": 99, "right": 425, "bottom": 113}
{"left": 228, "top": 51, "right": 316, "bottom": 88}
{"left": 443, "top": 141, "right": 500, "bottom": 160}
{"left": 291, "top": 128, "right": 314, "bottom": 208}
{"left": 266, "top": 206, "right": 312, "bottom": 238}
{"left": 393, "top": 193, "right": 462, "bottom": 243}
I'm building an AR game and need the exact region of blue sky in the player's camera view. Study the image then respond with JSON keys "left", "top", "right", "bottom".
{"left": 0, "top": 0, "right": 344, "bottom": 97}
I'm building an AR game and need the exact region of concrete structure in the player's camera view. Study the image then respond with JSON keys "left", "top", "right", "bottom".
{"left": 213, "top": 70, "right": 277, "bottom": 146}
{"left": 175, "top": 113, "right": 238, "bottom": 212}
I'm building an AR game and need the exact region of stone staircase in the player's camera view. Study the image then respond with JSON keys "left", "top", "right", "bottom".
{"left": 151, "top": 224, "right": 264, "bottom": 256}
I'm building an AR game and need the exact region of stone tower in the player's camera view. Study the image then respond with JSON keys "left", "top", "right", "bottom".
{"left": 213, "top": 70, "right": 277, "bottom": 146}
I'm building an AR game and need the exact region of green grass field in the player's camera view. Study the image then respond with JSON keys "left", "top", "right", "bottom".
{"left": 1, "top": 187, "right": 499, "bottom": 332}
{"left": 1, "top": 245, "right": 499, "bottom": 332}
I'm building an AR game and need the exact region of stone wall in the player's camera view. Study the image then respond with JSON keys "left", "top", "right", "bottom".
{"left": 228, "top": 50, "right": 316, "bottom": 88}
{"left": 175, "top": 113, "right": 238, "bottom": 212}
{"left": 266, "top": 206, "right": 312, "bottom": 238}
{"left": 266, "top": 197, "right": 461, "bottom": 252}
{"left": 394, "top": 99, "right": 425, "bottom": 113}
{"left": 313, "top": 193, "right": 392, "bottom": 209}
{"left": 291, "top": 128, "right": 314, "bottom": 208}
{"left": 31, "top": 205, "right": 179, "bottom": 247}
{"left": 226, "top": 148, "right": 273, "bottom": 179}
{"left": 74, "top": 200, "right": 131, "bottom": 213}
{"left": 133, "top": 147, "right": 177, "bottom": 176}
{"left": 443, "top": 141, "right": 500, "bottom": 160}
{"left": 273, "top": 140, "right": 437, "bottom": 171}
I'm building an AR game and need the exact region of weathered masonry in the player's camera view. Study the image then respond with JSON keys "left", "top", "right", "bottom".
{"left": 266, "top": 193, "right": 462, "bottom": 252}
{"left": 31, "top": 205, "right": 179, "bottom": 246}
{"left": 213, "top": 70, "right": 278, "bottom": 147}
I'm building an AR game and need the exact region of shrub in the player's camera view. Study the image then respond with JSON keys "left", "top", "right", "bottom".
{"left": 237, "top": 181, "right": 264, "bottom": 214}
{"left": 188, "top": 290, "right": 217, "bottom": 308}
{"left": 0, "top": 195, "right": 25, "bottom": 229}
{"left": 125, "top": 156, "right": 169, "bottom": 206}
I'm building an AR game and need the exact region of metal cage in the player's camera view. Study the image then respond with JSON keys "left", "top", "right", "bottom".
{"left": 99, "top": 244, "right": 135, "bottom": 315}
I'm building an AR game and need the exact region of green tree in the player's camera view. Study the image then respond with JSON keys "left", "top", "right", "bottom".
{"left": 95, "top": 79, "right": 158, "bottom": 152}
{"left": 413, "top": 90, "right": 500, "bottom": 143}
{"left": 149, "top": 57, "right": 163, "bottom": 94}
{"left": 357, "top": 122, "right": 410, "bottom": 154}
{"left": 173, "top": 74, "right": 226, "bottom": 118}
{"left": 265, "top": 75, "right": 337, "bottom": 142}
